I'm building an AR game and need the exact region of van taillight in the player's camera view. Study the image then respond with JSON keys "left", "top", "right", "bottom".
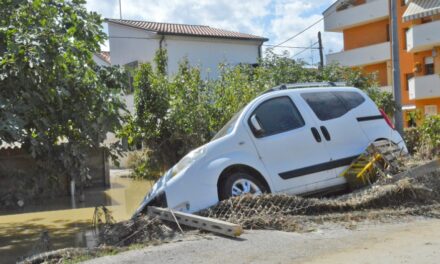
{"left": 379, "top": 109, "right": 395, "bottom": 130}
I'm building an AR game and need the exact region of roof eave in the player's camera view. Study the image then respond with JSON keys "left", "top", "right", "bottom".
{"left": 105, "top": 18, "right": 268, "bottom": 42}
{"left": 159, "top": 32, "right": 268, "bottom": 42}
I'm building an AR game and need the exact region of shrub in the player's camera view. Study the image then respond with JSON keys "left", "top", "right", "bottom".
{"left": 123, "top": 49, "right": 396, "bottom": 179}
{"left": 404, "top": 115, "right": 440, "bottom": 158}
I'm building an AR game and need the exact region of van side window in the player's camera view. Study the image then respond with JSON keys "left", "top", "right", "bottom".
{"left": 250, "top": 96, "right": 305, "bottom": 138}
{"left": 301, "top": 92, "right": 347, "bottom": 121}
{"left": 335, "top": 91, "right": 365, "bottom": 110}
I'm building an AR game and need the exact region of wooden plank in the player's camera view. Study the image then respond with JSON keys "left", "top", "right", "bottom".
{"left": 147, "top": 206, "right": 243, "bottom": 237}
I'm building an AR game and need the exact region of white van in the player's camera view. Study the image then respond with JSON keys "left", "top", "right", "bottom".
{"left": 135, "top": 83, "right": 406, "bottom": 214}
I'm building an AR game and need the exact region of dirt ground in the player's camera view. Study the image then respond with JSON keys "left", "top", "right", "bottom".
{"left": 82, "top": 217, "right": 440, "bottom": 264}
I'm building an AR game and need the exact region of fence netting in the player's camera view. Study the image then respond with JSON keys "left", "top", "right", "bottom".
{"left": 199, "top": 169, "right": 440, "bottom": 231}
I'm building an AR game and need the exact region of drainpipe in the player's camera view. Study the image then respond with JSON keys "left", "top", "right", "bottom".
{"left": 258, "top": 42, "right": 263, "bottom": 60}
{"left": 159, "top": 34, "right": 165, "bottom": 50}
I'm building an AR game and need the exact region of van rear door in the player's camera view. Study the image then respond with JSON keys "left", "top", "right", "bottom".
{"left": 300, "top": 91, "right": 370, "bottom": 179}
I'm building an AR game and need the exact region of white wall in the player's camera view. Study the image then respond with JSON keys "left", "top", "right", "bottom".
{"left": 164, "top": 36, "right": 261, "bottom": 79}
{"left": 108, "top": 23, "right": 160, "bottom": 66}
{"left": 93, "top": 54, "right": 110, "bottom": 67}
{"left": 107, "top": 22, "right": 262, "bottom": 79}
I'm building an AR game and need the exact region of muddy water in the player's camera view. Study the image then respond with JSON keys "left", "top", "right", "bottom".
{"left": 0, "top": 171, "right": 151, "bottom": 263}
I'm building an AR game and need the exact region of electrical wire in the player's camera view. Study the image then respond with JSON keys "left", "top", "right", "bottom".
{"left": 292, "top": 41, "right": 318, "bottom": 58}
{"left": 270, "top": 1, "right": 347, "bottom": 48}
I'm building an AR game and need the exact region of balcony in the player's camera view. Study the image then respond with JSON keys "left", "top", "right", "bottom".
{"left": 408, "top": 74, "right": 440, "bottom": 100}
{"left": 406, "top": 20, "right": 440, "bottom": 52}
{"left": 324, "top": 0, "right": 389, "bottom": 32}
{"left": 326, "top": 42, "right": 390, "bottom": 67}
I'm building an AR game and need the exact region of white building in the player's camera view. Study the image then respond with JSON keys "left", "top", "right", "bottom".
{"left": 93, "top": 51, "right": 111, "bottom": 67}
{"left": 101, "top": 19, "right": 267, "bottom": 167}
{"left": 105, "top": 19, "right": 268, "bottom": 79}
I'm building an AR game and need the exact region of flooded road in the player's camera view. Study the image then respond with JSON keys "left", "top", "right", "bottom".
{"left": 0, "top": 170, "right": 151, "bottom": 263}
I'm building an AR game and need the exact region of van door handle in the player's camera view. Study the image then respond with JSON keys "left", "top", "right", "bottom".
{"left": 311, "top": 127, "right": 322, "bottom": 143}
{"left": 320, "top": 126, "right": 331, "bottom": 141}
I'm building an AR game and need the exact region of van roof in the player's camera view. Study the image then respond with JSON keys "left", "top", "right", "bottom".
{"left": 261, "top": 83, "right": 362, "bottom": 97}
{"left": 263, "top": 82, "right": 349, "bottom": 94}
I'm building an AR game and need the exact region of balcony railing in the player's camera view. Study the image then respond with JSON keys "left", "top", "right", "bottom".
{"left": 326, "top": 42, "right": 391, "bottom": 67}
{"left": 406, "top": 20, "right": 440, "bottom": 52}
{"left": 408, "top": 74, "right": 440, "bottom": 100}
{"left": 324, "top": 0, "right": 389, "bottom": 32}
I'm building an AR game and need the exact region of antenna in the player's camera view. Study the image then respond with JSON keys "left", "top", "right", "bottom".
{"left": 119, "top": 0, "right": 122, "bottom": 19}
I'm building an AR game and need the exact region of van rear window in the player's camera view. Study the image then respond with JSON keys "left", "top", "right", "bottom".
{"left": 336, "top": 91, "right": 365, "bottom": 110}
{"left": 301, "top": 91, "right": 365, "bottom": 121}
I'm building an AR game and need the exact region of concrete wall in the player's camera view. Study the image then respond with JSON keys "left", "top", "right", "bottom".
{"left": 0, "top": 148, "right": 110, "bottom": 203}
{"left": 163, "top": 36, "right": 261, "bottom": 79}
{"left": 108, "top": 23, "right": 159, "bottom": 66}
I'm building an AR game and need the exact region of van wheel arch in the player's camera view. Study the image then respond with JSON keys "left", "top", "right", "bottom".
{"left": 217, "top": 165, "right": 271, "bottom": 200}
{"left": 374, "top": 138, "right": 397, "bottom": 144}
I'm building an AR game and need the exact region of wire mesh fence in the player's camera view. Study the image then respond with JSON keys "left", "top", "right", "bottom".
{"left": 199, "top": 169, "right": 440, "bottom": 231}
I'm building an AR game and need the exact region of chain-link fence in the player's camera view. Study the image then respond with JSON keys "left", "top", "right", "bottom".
{"left": 199, "top": 168, "right": 440, "bottom": 231}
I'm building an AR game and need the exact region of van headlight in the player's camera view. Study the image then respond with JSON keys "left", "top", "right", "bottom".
{"left": 171, "top": 147, "right": 206, "bottom": 177}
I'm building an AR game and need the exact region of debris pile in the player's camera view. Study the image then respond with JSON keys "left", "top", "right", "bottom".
{"left": 199, "top": 168, "right": 440, "bottom": 231}
{"left": 99, "top": 215, "right": 176, "bottom": 246}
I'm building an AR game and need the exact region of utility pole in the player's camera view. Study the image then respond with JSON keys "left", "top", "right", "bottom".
{"left": 391, "top": 0, "right": 404, "bottom": 135}
{"left": 318, "top": 31, "right": 324, "bottom": 69}
{"left": 119, "top": 0, "right": 122, "bottom": 19}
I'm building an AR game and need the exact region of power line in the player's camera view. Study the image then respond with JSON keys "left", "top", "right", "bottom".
{"left": 292, "top": 41, "right": 318, "bottom": 59}
{"left": 271, "top": 1, "right": 348, "bottom": 49}
{"left": 263, "top": 44, "right": 320, "bottom": 49}
{"left": 272, "top": 18, "right": 324, "bottom": 48}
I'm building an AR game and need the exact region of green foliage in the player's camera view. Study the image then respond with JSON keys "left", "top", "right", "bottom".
{"left": 0, "top": 0, "right": 128, "bottom": 185}
{"left": 124, "top": 49, "right": 397, "bottom": 179}
{"left": 404, "top": 115, "right": 440, "bottom": 157}
{"left": 403, "top": 127, "right": 421, "bottom": 154}
{"left": 419, "top": 115, "right": 440, "bottom": 150}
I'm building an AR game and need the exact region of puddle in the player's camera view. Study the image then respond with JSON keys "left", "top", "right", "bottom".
{"left": 0, "top": 170, "right": 152, "bottom": 263}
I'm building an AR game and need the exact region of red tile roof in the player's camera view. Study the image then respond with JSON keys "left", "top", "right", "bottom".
{"left": 95, "top": 51, "right": 111, "bottom": 64}
{"left": 106, "top": 19, "right": 268, "bottom": 41}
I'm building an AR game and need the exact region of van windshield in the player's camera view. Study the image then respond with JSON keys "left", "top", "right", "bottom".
{"left": 211, "top": 108, "right": 244, "bottom": 141}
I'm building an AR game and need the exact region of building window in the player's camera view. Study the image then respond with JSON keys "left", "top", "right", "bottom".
{"left": 405, "top": 73, "right": 414, "bottom": 91}
{"left": 403, "top": 28, "right": 409, "bottom": 50}
{"left": 386, "top": 24, "right": 390, "bottom": 42}
{"left": 425, "top": 57, "right": 435, "bottom": 75}
{"left": 425, "top": 105, "right": 438, "bottom": 117}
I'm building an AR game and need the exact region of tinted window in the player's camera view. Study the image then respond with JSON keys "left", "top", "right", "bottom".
{"left": 335, "top": 91, "right": 365, "bottom": 110}
{"left": 250, "top": 97, "right": 305, "bottom": 138}
{"left": 301, "top": 92, "right": 347, "bottom": 121}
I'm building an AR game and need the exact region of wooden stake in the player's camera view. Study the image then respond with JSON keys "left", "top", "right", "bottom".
{"left": 147, "top": 206, "right": 243, "bottom": 237}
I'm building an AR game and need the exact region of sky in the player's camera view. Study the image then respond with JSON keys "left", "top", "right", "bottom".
{"left": 85, "top": 0, "right": 343, "bottom": 66}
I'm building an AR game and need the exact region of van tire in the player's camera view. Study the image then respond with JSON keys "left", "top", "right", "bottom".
{"left": 219, "top": 172, "right": 268, "bottom": 200}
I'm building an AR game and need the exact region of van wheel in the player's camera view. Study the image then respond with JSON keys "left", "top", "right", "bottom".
{"left": 219, "top": 172, "right": 268, "bottom": 200}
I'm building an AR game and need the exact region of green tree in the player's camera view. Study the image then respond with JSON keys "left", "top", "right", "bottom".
{"left": 0, "top": 0, "right": 128, "bottom": 190}
{"left": 127, "top": 49, "right": 397, "bottom": 179}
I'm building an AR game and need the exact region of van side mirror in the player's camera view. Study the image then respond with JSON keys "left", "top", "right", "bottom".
{"left": 250, "top": 115, "right": 263, "bottom": 133}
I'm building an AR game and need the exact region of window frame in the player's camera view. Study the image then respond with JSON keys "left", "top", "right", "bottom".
{"left": 248, "top": 96, "right": 305, "bottom": 139}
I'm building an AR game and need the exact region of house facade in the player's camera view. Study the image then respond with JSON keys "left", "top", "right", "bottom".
{"left": 99, "top": 19, "right": 267, "bottom": 167}
{"left": 106, "top": 19, "right": 268, "bottom": 79}
{"left": 324, "top": 0, "right": 440, "bottom": 126}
